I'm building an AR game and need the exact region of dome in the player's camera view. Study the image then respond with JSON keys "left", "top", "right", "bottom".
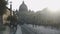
{"left": 19, "top": 1, "right": 28, "bottom": 11}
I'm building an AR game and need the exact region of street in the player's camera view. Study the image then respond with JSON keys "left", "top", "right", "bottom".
{"left": 16, "top": 24, "right": 60, "bottom": 34}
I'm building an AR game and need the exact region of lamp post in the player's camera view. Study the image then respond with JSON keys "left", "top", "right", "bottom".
{"left": 9, "top": 1, "right": 13, "bottom": 34}
{"left": 10, "top": 1, "right": 12, "bottom": 16}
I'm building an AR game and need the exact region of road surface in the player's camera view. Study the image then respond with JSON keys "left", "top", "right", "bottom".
{"left": 16, "top": 24, "right": 60, "bottom": 34}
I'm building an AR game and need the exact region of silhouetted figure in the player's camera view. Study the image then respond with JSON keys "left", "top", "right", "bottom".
{"left": 7, "top": 15, "right": 18, "bottom": 34}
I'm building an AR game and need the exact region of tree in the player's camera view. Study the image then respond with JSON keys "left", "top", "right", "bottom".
{"left": 0, "top": 0, "right": 7, "bottom": 15}
{"left": 0, "top": 0, "right": 7, "bottom": 24}
{"left": 0, "top": 0, "right": 7, "bottom": 31}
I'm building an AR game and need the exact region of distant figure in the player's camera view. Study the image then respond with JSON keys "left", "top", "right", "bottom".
{"left": 9, "top": 22, "right": 18, "bottom": 34}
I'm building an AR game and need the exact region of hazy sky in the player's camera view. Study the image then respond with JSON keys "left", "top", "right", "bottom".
{"left": 7, "top": 0, "right": 60, "bottom": 11}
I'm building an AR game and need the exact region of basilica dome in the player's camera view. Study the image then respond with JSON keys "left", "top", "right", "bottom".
{"left": 19, "top": 1, "right": 28, "bottom": 11}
